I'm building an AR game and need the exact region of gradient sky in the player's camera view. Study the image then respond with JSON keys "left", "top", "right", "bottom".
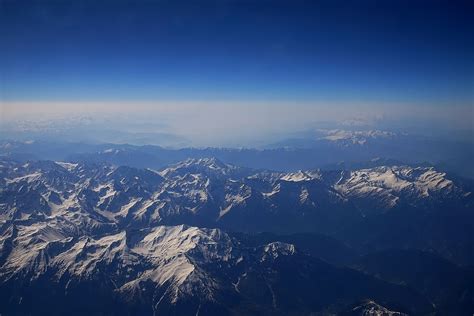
{"left": 1, "top": 0, "right": 473, "bottom": 102}
{"left": 0, "top": 0, "right": 473, "bottom": 145}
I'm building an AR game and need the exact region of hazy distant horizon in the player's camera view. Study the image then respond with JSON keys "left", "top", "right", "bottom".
{"left": 1, "top": 99, "right": 472, "bottom": 147}
{"left": 1, "top": 0, "right": 473, "bottom": 147}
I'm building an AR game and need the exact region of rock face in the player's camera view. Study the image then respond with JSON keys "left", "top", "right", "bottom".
{"left": 0, "top": 157, "right": 472, "bottom": 314}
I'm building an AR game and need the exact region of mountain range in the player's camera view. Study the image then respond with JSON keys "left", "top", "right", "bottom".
{"left": 1, "top": 157, "right": 473, "bottom": 315}
{"left": 1, "top": 129, "right": 473, "bottom": 179}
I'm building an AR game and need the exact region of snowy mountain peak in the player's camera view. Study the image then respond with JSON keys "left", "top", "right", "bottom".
{"left": 180, "top": 157, "right": 228, "bottom": 169}
{"left": 262, "top": 242, "right": 296, "bottom": 261}
{"left": 334, "top": 165, "right": 460, "bottom": 210}
{"left": 349, "top": 300, "right": 408, "bottom": 316}
{"left": 280, "top": 170, "right": 321, "bottom": 182}
{"left": 318, "top": 129, "right": 397, "bottom": 145}
{"left": 159, "top": 157, "right": 237, "bottom": 179}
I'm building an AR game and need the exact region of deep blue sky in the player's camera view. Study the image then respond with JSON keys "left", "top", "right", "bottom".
{"left": 1, "top": 0, "right": 473, "bottom": 104}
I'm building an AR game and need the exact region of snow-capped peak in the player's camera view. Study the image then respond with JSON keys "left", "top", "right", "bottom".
{"left": 334, "top": 165, "right": 458, "bottom": 209}
{"left": 280, "top": 170, "right": 320, "bottom": 182}
{"left": 318, "top": 129, "right": 397, "bottom": 145}
{"left": 261, "top": 242, "right": 296, "bottom": 261}
{"left": 159, "top": 157, "right": 237, "bottom": 179}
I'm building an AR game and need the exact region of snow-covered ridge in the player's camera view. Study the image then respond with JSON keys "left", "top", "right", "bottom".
{"left": 0, "top": 158, "right": 470, "bottom": 226}
{"left": 280, "top": 170, "right": 321, "bottom": 182}
{"left": 159, "top": 157, "right": 239, "bottom": 178}
{"left": 261, "top": 242, "right": 296, "bottom": 261}
{"left": 54, "top": 161, "right": 78, "bottom": 171}
{"left": 335, "top": 166, "right": 462, "bottom": 209}
{"left": 0, "top": 221, "right": 299, "bottom": 307}
{"left": 318, "top": 129, "right": 397, "bottom": 145}
{"left": 350, "top": 300, "right": 407, "bottom": 316}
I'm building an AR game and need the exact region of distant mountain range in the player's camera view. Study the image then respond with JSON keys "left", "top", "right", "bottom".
{"left": 1, "top": 128, "right": 473, "bottom": 179}
{"left": 1, "top": 157, "right": 473, "bottom": 314}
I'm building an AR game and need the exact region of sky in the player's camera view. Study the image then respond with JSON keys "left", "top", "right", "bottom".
{"left": 0, "top": 0, "right": 473, "bottom": 145}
